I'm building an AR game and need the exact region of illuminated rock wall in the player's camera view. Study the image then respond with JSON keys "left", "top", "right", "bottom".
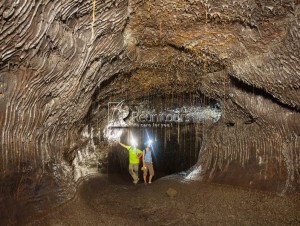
{"left": 0, "top": 0, "right": 131, "bottom": 175}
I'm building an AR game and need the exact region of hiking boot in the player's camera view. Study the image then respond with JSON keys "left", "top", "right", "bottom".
{"left": 133, "top": 179, "right": 139, "bottom": 184}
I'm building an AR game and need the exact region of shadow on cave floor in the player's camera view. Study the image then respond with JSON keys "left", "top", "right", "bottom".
{"left": 26, "top": 174, "right": 300, "bottom": 226}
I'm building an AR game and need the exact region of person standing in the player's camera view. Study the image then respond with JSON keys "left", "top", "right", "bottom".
{"left": 119, "top": 142, "right": 143, "bottom": 184}
{"left": 142, "top": 145, "right": 154, "bottom": 184}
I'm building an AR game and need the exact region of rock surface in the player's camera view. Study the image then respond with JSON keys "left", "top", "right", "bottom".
{"left": 26, "top": 175, "right": 300, "bottom": 226}
{"left": 0, "top": 0, "right": 299, "bottom": 200}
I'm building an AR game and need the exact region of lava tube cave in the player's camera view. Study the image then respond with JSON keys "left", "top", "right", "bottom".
{"left": 0, "top": 0, "right": 300, "bottom": 225}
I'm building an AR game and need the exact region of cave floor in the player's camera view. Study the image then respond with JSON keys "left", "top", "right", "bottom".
{"left": 27, "top": 174, "right": 300, "bottom": 226}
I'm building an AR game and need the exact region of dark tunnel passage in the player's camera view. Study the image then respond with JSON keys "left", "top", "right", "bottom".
{"left": 100, "top": 93, "right": 222, "bottom": 180}
{"left": 107, "top": 126, "right": 202, "bottom": 179}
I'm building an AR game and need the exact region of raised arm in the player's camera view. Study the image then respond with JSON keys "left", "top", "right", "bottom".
{"left": 119, "top": 142, "right": 128, "bottom": 148}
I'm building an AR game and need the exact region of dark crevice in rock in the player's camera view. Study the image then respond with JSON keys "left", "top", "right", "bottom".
{"left": 229, "top": 75, "right": 300, "bottom": 113}
{"left": 226, "top": 122, "right": 235, "bottom": 127}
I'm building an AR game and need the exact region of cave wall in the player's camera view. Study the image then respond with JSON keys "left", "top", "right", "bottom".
{"left": 0, "top": 0, "right": 299, "bottom": 192}
{"left": 0, "top": 0, "right": 132, "bottom": 176}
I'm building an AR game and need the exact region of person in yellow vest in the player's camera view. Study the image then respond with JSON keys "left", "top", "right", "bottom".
{"left": 119, "top": 142, "right": 143, "bottom": 184}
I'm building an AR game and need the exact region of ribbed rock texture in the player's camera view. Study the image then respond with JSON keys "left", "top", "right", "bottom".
{"left": 0, "top": 0, "right": 299, "bottom": 194}
{"left": 0, "top": 0, "right": 130, "bottom": 173}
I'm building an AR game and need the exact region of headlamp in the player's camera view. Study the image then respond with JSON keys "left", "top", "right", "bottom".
{"left": 131, "top": 138, "right": 138, "bottom": 147}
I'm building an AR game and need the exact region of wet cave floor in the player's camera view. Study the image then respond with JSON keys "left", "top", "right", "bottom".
{"left": 27, "top": 174, "right": 300, "bottom": 226}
